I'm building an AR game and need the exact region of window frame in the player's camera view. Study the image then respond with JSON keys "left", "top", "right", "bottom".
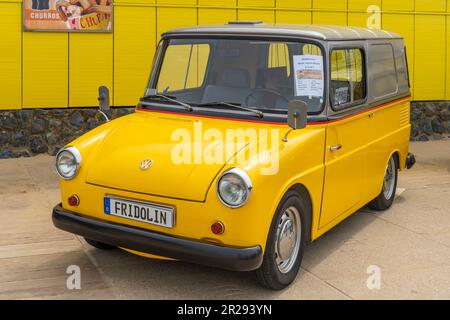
{"left": 329, "top": 46, "right": 368, "bottom": 112}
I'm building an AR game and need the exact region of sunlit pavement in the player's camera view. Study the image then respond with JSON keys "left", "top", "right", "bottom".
{"left": 0, "top": 140, "right": 449, "bottom": 299}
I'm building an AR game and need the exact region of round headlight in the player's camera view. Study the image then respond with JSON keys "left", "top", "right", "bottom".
{"left": 56, "top": 147, "right": 82, "bottom": 180}
{"left": 217, "top": 168, "right": 252, "bottom": 208}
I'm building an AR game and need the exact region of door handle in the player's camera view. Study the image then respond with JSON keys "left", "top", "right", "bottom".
{"left": 368, "top": 112, "right": 375, "bottom": 118}
{"left": 329, "top": 144, "right": 342, "bottom": 151}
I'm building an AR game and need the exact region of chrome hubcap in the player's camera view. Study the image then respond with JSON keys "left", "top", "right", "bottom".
{"left": 383, "top": 157, "right": 396, "bottom": 200}
{"left": 275, "top": 206, "right": 301, "bottom": 274}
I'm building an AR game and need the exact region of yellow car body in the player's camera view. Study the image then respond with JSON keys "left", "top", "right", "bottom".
{"left": 52, "top": 23, "right": 415, "bottom": 288}
{"left": 57, "top": 95, "right": 410, "bottom": 248}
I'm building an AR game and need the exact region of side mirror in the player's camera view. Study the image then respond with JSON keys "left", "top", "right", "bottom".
{"left": 98, "top": 86, "right": 110, "bottom": 122}
{"left": 287, "top": 100, "right": 308, "bottom": 130}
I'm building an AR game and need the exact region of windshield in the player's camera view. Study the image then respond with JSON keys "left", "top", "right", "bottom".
{"left": 148, "top": 38, "right": 325, "bottom": 114}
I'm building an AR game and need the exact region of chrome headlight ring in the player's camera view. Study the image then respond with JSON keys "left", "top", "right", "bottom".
{"left": 216, "top": 167, "right": 252, "bottom": 208}
{"left": 55, "top": 146, "right": 82, "bottom": 180}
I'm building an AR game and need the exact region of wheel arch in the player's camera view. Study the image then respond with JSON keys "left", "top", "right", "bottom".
{"left": 284, "top": 183, "right": 313, "bottom": 243}
{"left": 389, "top": 149, "right": 401, "bottom": 169}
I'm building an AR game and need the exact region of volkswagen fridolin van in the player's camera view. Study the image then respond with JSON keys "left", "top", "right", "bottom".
{"left": 52, "top": 22, "right": 415, "bottom": 290}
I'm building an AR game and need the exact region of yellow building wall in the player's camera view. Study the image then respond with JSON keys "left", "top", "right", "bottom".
{"left": 23, "top": 32, "right": 69, "bottom": 108}
{"left": 276, "top": 1, "right": 311, "bottom": 24}
{"left": 446, "top": 0, "right": 450, "bottom": 101}
{"left": 0, "top": 0, "right": 449, "bottom": 110}
{"left": 113, "top": 4, "right": 156, "bottom": 106}
{"left": 69, "top": 33, "right": 114, "bottom": 107}
{"left": 0, "top": 2, "right": 22, "bottom": 110}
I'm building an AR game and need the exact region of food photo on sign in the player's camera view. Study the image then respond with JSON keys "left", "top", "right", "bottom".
{"left": 23, "top": 0, "right": 112, "bottom": 32}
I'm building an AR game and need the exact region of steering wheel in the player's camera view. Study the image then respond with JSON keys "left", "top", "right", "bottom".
{"left": 245, "top": 88, "right": 289, "bottom": 108}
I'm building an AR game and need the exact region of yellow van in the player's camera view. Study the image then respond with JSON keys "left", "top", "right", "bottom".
{"left": 52, "top": 22, "right": 415, "bottom": 290}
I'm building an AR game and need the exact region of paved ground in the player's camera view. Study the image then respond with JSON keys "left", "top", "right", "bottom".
{"left": 0, "top": 141, "right": 449, "bottom": 300}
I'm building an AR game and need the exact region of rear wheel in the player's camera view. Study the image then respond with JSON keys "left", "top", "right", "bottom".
{"left": 256, "top": 191, "right": 307, "bottom": 290}
{"left": 84, "top": 237, "right": 115, "bottom": 250}
{"left": 368, "top": 154, "right": 398, "bottom": 211}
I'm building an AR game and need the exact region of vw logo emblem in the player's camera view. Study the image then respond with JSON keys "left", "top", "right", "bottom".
{"left": 140, "top": 159, "right": 153, "bottom": 170}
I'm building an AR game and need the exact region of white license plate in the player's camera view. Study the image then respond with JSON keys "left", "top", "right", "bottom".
{"left": 104, "top": 196, "right": 175, "bottom": 228}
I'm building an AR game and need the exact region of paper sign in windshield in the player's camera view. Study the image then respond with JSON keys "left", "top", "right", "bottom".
{"left": 293, "top": 55, "right": 324, "bottom": 98}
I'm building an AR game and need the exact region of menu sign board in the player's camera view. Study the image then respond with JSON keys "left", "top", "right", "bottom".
{"left": 24, "top": 0, "right": 113, "bottom": 32}
{"left": 293, "top": 55, "right": 324, "bottom": 98}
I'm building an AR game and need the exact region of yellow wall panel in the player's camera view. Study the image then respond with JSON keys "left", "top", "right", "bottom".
{"left": 276, "top": 10, "right": 311, "bottom": 24}
{"left": 313, "top": 12, "right": 347, "bottom": 25}
{"left": 198, "top": 9, "right": 236, "bottom": 25}
{"left": 198, "top": 0, "right": 235, "bottom": 7}
{"left": 0, "top": 3, "right": 21, "bottom": 110}
{"left": 415, "top": 0, "right": 446, "bottom": 12}
{"left": 382, "top": 0, "right": 414, "bottom": 11}
{"left": 414, "top": 15, "right": 446, "bottom": 100}
{"left": 69, "top": 34, "right": 113, "bottom": 107}
{"left": 157, "top": 0, "right": 196, "bottom": 4}
{"left": 446, "top": 16, "right": 450, "bottom": 100}
{"left": 313, "top": 0, "right": 347, "bottom": 10}
{"left": 347, "top": 13, "right": 369, "bottom": 28}
{"left": 312, "top": 0, "right": 347, "bottom": 25}
{"left": 276, "top": 0, "right": 311, "bottom": 9}
{"left": 348, "top": 0, "right": 382, "bottom": 28}
{"left": 156, "top": 8, "right": 197, "bottom": 41}
{"left": 348, "top": 0, "right": 381, "bottom": 11}
{"left": 114, "top": 0, "right": 156, "bottom": 5}
{"left": 114, "top": 6, "right": 156, "bottom": 106}
{"left": 23, "top": 33, "right": 68, "bottom": 108}
{"left": 198, "top": 0, "right": 237, "bottom": 25}
{"left": 238, "top": 9, "right": 275, "bottom": 22}
{"left": 238, "top": 0, "right": 274, "bottom": 8}
{"left": 237, "top": 0, "right": 275, "bottom": 22}
{"left": 383, "top": 14, "right": 414, "bottom": 98}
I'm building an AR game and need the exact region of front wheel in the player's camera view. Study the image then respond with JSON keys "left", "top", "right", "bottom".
{"left": 256, "top": 191, "right": 307, "bottom": 290}
{"left": 368, "top": 154, "right": 398, "bottom": 211}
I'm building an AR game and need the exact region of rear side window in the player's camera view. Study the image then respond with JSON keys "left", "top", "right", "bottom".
{"left": 369, "top": 44, "right": 398, "bottom": 97}
{"left": 330, "top": 48, "right": 366, "bottom": 110}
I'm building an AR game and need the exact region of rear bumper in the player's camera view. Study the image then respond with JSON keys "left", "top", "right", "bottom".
{"left": 52, "top": 204, "right": 263, "bottom": 272}
{"left": 406, "top": 152, "right": 416, "bottom": 169}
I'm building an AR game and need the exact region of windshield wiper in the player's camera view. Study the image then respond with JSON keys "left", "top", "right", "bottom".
{"left": 197, "top": 102, "right": 263, "bottom": 118}
{"left": 141, "top": 92, "right": 193, "bottom": 112}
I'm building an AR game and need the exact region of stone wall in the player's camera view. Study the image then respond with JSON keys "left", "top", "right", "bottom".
{"left": 0, "top": 102, "right": 449, "bottom": 159}
{"left": 0, "top": 108, "right": 134, "bottom": 158}
{"left": 410, "top": 101, "right": 450, "bottom": 141}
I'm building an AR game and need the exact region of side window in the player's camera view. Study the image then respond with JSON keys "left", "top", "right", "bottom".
{"left": 369, "top": 44, "right": 398, "bottom": 98}
{"left": 157, "top": 44, "right": 210, "bottom": 92}
{"left": 330, "top": 48, "right": 366, "bottom": 109}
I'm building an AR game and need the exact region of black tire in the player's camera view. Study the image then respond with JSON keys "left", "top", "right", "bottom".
{"left": 256, "top": 190, "right": 309, "bottom": 290}
{"left": 368, "top": 154, "right": 398, "bottom": 211}
{"left": 84, "top": 237, "right": 115, "bottom": 250}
